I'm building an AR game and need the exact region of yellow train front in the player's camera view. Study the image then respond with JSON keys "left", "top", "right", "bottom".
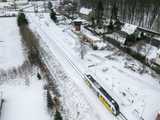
{"left": 85, "top": 74, "right": 120, "bottom": 116}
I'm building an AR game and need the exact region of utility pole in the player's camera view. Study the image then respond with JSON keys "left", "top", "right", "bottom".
{"left": 80, "top": 41, "right": 84, "bottom": 59}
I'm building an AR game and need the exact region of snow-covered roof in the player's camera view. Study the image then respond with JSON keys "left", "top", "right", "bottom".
{"left": 121, "top": 23, "right": 137, "bottom": 35}
{"left": 105, "top": 32, "right": 126, "bottom": 44}
{"left": 93, "top": 42, "right": 106, "bottom": 49}
{"left": 80, "top": 7, "right": 92, "bottom": 15}
{"left": 73, "top": 18, "right": 85, "bottom": 23}
{"left": 83, "top": 32, "right": 101, "bottom": 42}
{"left": 157, "top": 49, "right": 160, "bottom": 55}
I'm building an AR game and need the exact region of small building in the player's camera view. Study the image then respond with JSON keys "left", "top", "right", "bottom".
{"left": 79, "top": 7, "right": 92, "bottom": 20}
{"left": 73, "top": 19, "right": 83, "bottom": 31}
{"left": 82, "top": 32, "right": 101, "bottom": 44}
{"left": 121, "top": 23, "right": 138, "bottom": 36}
{"left": 118, "top": 23, "right": 138, "bottom": 46}
{"left": 82, "top": 32, "right": 106, "bottom": 50}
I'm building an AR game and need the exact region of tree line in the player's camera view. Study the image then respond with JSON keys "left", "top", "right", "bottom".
{"left": 79, "top": 0, "right": 160, "bottom": 32}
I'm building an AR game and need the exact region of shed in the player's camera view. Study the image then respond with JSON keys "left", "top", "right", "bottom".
{"left": 79, "top": 7, "right": 92, "bottom": 20}
{"left": 82, "top": 32, "right": 101, "bottom": 44}
{"left": 73, "top": 19, "right": 83, "bottom": 31}
{"left": 121, "top": 23, "right": 137, "bottom": 35}
{"left": 118, "top": 23, "right": 138, "bottom": 46}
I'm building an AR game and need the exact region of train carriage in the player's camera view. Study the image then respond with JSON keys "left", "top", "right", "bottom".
{"left": 85, "top": 74, "right": 120, "bottom": 116}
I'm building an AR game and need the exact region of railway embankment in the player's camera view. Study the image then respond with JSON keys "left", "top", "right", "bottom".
{"left": 17, "top": 12, "right": 63, "bottom": 119}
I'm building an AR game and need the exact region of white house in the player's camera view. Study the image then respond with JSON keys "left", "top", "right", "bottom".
{"left": 82, "top": 32, "right": 101, "bottom": 44}
{"left": 121, "top": 23, "right": 137, "bottom": 35}
{"left": 118, "top": 23, "right": 138, "bottom": 46}
{"left": 79, "top": 7, "right": 92, "bottom": 20}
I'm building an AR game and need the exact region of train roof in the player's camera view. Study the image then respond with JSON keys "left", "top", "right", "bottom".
{"left": 99, "top": 87, "right": 119, "bottom": 110}
{"left": 99, "top": 87, "right": 114, "bottom": 102}
{"left": 86, "top": 75, "right": 101, "bottom": 88}
{"left": 86, "top": 74, "right": 120, "bottom": 111}
{"left": 86, "top": 75, "right": 115, "bottom": 102}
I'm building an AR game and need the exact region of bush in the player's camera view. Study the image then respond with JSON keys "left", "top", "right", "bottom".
{"left": 47, "top": 90, "right": 54, "bottom": 109}
{"left": 125, "top": 34, "right": 136, "bottom": 46}
{"left": 17, "top": 12, "right": 28, "bottom": 26}
{"left": 50, "top": 9, "right": 57, "bottom": 22}
{"left": 54, "top": 111, "right": 62, "bottom": 120}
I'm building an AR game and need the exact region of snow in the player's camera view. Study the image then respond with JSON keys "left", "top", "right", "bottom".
{"left": 93, "top": 42, "right": 107, "bottom": 49}
{"left": 27, "top": 13, "right": 115, "bottom": 120}
{"left": 73, "top": 18, "right": 85, "bottom": 23}
{"left": 0, "top": 73, "right": 51, "bottom": 120}
{"left": 0, "top": 14, "right": 51, "bottom": 120}
{"left": 157, "top": 49, "right": 160, "bottom": 55}
{"left": 105, "top": 32, "right": 126, "bottom": 44}
{"left": 24, "top": 4, "right": 160, "bottom": 120}
{"left": 84, "top": 49, "right": 160, "bottom": 120}
{"left": 82, "top": 31, "right": 101, "bottom": 42}
{"left": 80, "top": 7, "right": 92, "bottom": 15}
{"left": 121, "top": 23, "right": 137, "bottom": 35}
{"left": 0, "top": 17, "right": 25, "bottom": 70}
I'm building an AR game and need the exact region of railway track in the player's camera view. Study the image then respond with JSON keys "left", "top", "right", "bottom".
{"left": 28, "top": 14, "right": 128, "bottom": 120}
{"left": 117, "top": 112, "right": 128, "bottom": 120}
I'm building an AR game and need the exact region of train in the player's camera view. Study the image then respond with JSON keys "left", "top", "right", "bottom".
{"left": 85, "top": 74, "right": 120, "bottom": 116}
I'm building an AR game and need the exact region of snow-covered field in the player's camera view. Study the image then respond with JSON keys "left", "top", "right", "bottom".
{"left": 0, "top": 2, "right": 159, "bottom": 120}
{"left": 0, "top": 17, "right": 24, "bottom": 69}
{"left": 26, "top": 12, "right": 160, "bottom": 120}
{"left": 0, "top": 16, "right": 51, "bottom": 120}
{"left": 0, "top": 72, "right": 50, "bottom": 120}
{"left": 27, "top": 13, "right": 116, "bottom": 120}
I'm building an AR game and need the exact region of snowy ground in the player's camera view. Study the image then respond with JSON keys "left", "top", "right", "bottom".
{"left": 0, "top": 71, "right": 51, "bottom": 120}
{"left": 0, "top": 17, "right": 25, "bottom": 70}
{"left": 27, "top": 13, "right": 115, "bottom": 120}
{"left": 0, "top": 15, "right": 51, "bottom": 120}
{"left": 26, "top": 12, "right": 160, "bottom": 120}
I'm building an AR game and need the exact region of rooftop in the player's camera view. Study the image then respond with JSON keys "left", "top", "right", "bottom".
{"left": 80, "top": 7, "right": 92, "bottom": 15}
{"left": 121, "top": 23, "right": 137, "bottom": 35}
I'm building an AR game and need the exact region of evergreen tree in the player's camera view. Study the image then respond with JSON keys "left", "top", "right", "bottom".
{"left": 48, "top": 1, "right": 53, "bottom": 10}
{"left": 111, "top": 3, "right": 118, "bottom": 20}
{"left": 17, "top": 12, "right": 28, "bottom": 26}
{"left": 47, "top": 90, "right": 53, "bottom": 109}
{"left": 95, "top": 0, "right": 104, "bottom": 27}
{"left": 54, "top": 111, "right": 63, "bottom": 120}
{"left": 50, "top": 9, "right": 57, "bottom": 22}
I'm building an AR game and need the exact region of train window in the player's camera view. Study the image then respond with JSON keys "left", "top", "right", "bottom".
{"left": 111, "top": 107, "right": 115, "bottom": 112}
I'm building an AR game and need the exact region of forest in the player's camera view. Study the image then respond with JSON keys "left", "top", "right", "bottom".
{"left": 79, "top": 0, "right": 160, "bottom": 32}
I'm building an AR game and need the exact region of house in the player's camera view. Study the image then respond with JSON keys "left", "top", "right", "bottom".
{"left": 82, "top": 32, "right": 101, "bottom": 44}
{"left": 121, "top": 23, "right": 137, "bottom": 35}
{"left": 118, "top": 23, "right": 138, "bottom": 46}
{"left": 82, "top": 32, "right": 107, "bottom": 49}
{"left": 79, "top": 7, "right": 92, "bottom": 20}
{"left": 73, "top": 19, "right": 82, "bottom": 31}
